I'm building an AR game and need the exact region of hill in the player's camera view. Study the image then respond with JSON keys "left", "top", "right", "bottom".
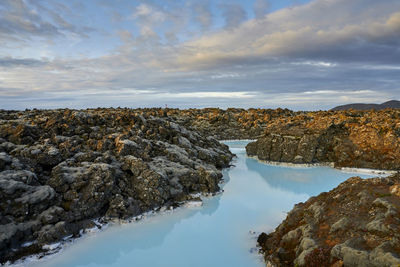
{"left": 331, "top": 100, "right": 400, "bottom": 111}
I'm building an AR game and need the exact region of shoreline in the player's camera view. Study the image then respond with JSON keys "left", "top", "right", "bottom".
{"left": 249, "top": 156, "right": 396, "bottom": 176}
{"left": 0, "top": 108, "right": 235, "bottom": 264}
{"left": 226, "top": 138, "right": 397, "bottom": 176}
{"left": 4, "top": 179, "right": 231, "bottom": 267}
{"left": 5, "top": 140, "right": 396, "bottom": 266}
{"left": 219, "top": 139, "right": 256, "bottom": 142}
{"left": 5, "top": 199, "right": 205, "bottom": 266}
{"left": 338, "top": 167, "right": 397, "bottom": 175}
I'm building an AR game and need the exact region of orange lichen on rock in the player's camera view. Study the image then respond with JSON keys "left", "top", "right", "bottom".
{"left": 257, "top": 174, "right": 400, "bottom": 267}
{"left": 247, "top": 109, "right": 400, "bottom": 170}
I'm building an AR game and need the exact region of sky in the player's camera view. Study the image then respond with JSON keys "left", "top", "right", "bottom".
{"left": 0, "top": 0, "right": 400, "bottom": 110}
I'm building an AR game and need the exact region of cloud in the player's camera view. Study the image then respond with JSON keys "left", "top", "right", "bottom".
{"left": 128, "top": 2, "right": 192, "bottom": 46}
{"left": 1, "top": 0, "right": 400, "bottom": 110}
{"left": 254, "top": 0, "right": 269, "bottom": 19}
{"left": 132, "top": 3, "right": 167, "bottom": 24}
{"left": 130, "top": 3, "right": 164, "bottom": 41}
{"left": 0, "top": 0, "right": 92, "bottom": 45}
{"left": 169, "top": 91, "right": 254, "bottom": 99}
{"left": 0, "top": 0, "right": 59, "bottom": 39}
{"left": 193, "top": 2, "right": 213, "bottom": 31}
{"left": 220, "top": 3, "right": 247, "bottom": 30}
{"left": 174, "top": 0, "right": 400, "bottom": 69}
{"left": 0, "top": 57, "right": 47, "bottom": 67}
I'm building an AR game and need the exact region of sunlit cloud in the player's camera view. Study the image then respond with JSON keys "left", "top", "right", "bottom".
{"left": 0, "top": 0, "right": 399, "bottom": 110}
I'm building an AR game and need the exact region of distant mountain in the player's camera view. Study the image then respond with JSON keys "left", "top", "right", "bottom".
{"left": 331, "top": 100, "right": 400, "bottom": 111}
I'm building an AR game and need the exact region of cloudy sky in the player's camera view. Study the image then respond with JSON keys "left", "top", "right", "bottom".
{"left": 1, "top": 0, "right": 400, "bottom": 110}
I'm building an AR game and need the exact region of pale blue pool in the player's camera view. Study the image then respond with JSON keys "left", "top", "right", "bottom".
{"left": 27, "top": 140, "right": 374, "bottom": 267}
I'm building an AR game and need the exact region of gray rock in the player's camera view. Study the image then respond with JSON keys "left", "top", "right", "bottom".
{"left": 38, "top": 206, "right": 65, "bottom": 224}
{"left": 369, "top": 242, "right": 400, "bottom": 267}
{"left": 281, "top": 228, "right": 301, "bottom": 245}
{"left": 37, "top": 222, "right": 69, "bottom": 244}
{"left": 331, "top": 242, "right": 371, "bottom": 267}
{"left": 366, "top": 219, "right": 390, "bottom": 234}
{"left": 116, "top": 139, "right": 140, "bottom": 156}
{"left": 330, "top": 217, "right": 350, "bottom": 233}
{"left": 15, "top": 185, "right": 55, "bottom": 204}
{"left": 178, "top": 136, "right": 192, "bottom": 148}
{"left": 0, "top": 108, "right": 235, "bottom": 263}
{"left": 307, "top": 202, "right": 325, "bottom": 223}
{"left": 0, "top": 170, "right": 37, "bottom": 184}
{"left": 0, "top": 221, "right": 40, "bottom": 250}
{"left": 0, "top": 152, "right": 12, "bottom": 170}
{"left": 0, "top": 178, "right": 30, "bottom": 194}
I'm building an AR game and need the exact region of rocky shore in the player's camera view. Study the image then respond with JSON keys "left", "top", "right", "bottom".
{"left": 0, "top": 108, "right": 234, "bottom": 263}
{"left": 243, "top": 109, "right": 400, "bottom": 266}
{"left": 246, "top": 109, "right": 400, "bottom": 170}
{"left": 257, "top": 174, "right": 400, "bottom": 267}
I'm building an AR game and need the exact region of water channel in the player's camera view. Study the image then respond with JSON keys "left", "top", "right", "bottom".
{"left": 28, "top": 140, "right": 375, "bottom": 267}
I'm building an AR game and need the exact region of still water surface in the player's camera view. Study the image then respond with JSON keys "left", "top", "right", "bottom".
{"left": 30, "top": 140, "right": 374, "bottom": 267}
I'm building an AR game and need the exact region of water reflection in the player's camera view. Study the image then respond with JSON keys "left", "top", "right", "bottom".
{"left": 244, "top": 156, "right": 371, "bottom": 196}
{"left": 35, "top": 209, "right": 201, "bottom": 267}
{"left": 32, "top": 186, "right": 223, "bottom": 267}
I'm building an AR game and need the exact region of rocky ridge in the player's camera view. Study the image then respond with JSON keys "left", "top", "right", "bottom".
{"left": 257, "top": 174, "right": 400, "bottom": 267}
{"left": 0, "top": 108, "right": 233, "bottom": 263}
{"left": 246, "top": 109, "right": 400, "bottom": 170}
{"left": 133, "top": 107, "right": 295, "bottom": 140}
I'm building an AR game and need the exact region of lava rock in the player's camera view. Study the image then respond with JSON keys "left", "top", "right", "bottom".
{"left": 257, "top": 174, "right": 400, "bottom": 267}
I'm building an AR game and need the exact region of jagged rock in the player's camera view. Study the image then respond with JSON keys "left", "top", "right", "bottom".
{"left": 36, "top": 222, "right": 69, "bottom": 244}
{"left": 247, "top": 109, "right": 400, "bottom": 170}
{"left": 0, "top": 221, "right": 40, "bottom": 252}
{"left": 331, "top": 241, "right": 371, "bottom": 267}
{"left": 257, "top": 174, "right": 400, "bottom": 267}
{"left": 0, "top": 108, "right": 234, "bottom": 263}
{"left": 38, "top": 206, "right": 65, "bottom": 225}
{"left": 330, "top": 217, "right": 350, "bottom": 233}
{"left": 0, "top": 152, "right": 12, "bottom": 170}
{"left": 0, "top": 170, "right": 37, "bottom": 184}
{"left": 15, "top": 185, "right": 55, "bottom": 205}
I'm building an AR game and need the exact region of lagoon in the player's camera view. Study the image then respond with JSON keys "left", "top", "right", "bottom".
{"left": 27, "top": 140, "right": 375, "bottom": 267}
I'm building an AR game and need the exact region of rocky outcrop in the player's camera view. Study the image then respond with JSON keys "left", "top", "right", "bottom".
{"left": 0, "top": 108, "right": 233, "bottom": 263}
{"left": 246, "top": 109, "right": 400, "bottom": 170}
{"left": 132, "top": 107, "right": 295, "bottom": 140}
{"left": 257, "top": 174, "right": 400, "bottom": 267}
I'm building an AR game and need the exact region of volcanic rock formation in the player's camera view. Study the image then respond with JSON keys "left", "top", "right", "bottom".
{"left": 133, "top": 107, "right": 295, "bottom": 140}
{"left": 0, "top": 108, "right": 233, "bottom": 263}
{"left": 257, "top": 174, "right": 400, "bottom": 267}
{"left": 246, "top": 109, "right": 400, "bottom": 170}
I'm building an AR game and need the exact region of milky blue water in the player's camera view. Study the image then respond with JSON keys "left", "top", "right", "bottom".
{"left": 29, "top": 140, "right": 375, "bottom": 267}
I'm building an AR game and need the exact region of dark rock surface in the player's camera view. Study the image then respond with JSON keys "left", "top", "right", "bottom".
{"left": 257, "top": 174, "right": 400, "bottom": 267}
{"left": 246, "top": 109, "right": 400, "bottom": 170}
{"left": 0, "top": 108, "right": 233, "bottom": 263}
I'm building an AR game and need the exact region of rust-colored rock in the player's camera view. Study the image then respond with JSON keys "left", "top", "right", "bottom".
{"left": 247, "top": 109, "right": 400, "bottom": 170}
{"left": 257, "top": 174, "right": 400, "bottom": 267}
